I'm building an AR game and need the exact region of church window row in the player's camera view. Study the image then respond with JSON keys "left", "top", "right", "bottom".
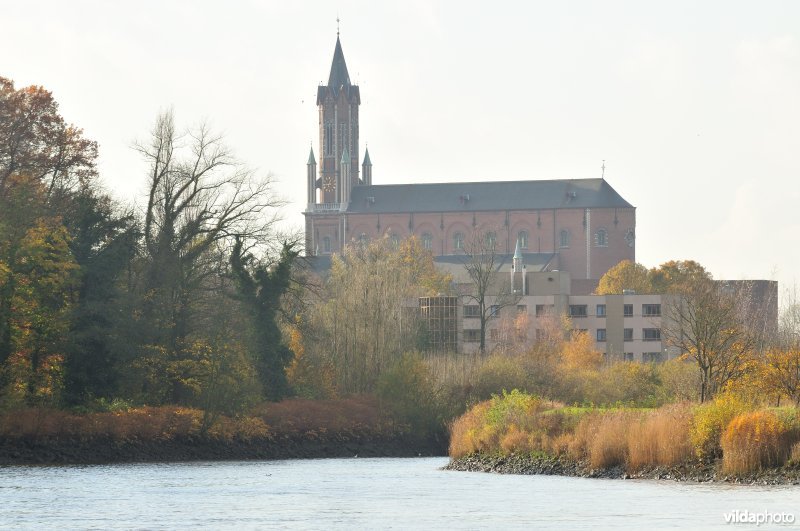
{"left": 324, "top": 123, "right": 334, "bottom": 155}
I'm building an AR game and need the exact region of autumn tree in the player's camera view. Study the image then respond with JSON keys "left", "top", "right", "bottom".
{"left": 304, "top": 235, "right": 448, "bottom": 394}
{"left": 595, "top": 260, "right": 652, "bottom": 295}
{"left": 663, "top": 282, "right": 755, "bottom": 402}
{"left": 649, "top": 260, "right": 713, "bottom": 294}
{"left": 0, "top": 76, "right": 98, "bottom": 200}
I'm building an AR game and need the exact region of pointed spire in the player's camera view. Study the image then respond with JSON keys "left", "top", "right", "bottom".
{"left": 340, "top": 145, "right": 350, "bottom": 164}
{"left": 362, "top": 147, "right": 372, "bottom": 166}
{"left": 307, "top": 146, "right": 316, "bottom": 165}
{"left": 327, "top": 36, "right": 351, "bottom": 91}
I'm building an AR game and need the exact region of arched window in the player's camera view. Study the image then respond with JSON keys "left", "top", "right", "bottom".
{"left": 453, "top": 232, "right": 464, "bottom": 251}
{"left": 485, "top": 231, "right": 497, "bottom": 250}
{"left": 422, "top": 232, "right": 433, "bottom": 250}
{"left": 390, "top": 233, "right": 400, "bottom": 249}
{"left": 559, "top": 229, "right": 570, "bottom": 248}
{"left": 322, "top": 236, "right": 331, "bottom": 254}
{"left": 596, "top": 228, "right": 608, "bottom": 247}
{"left": 518, "top": 230, "right": 529, "bottom": 249}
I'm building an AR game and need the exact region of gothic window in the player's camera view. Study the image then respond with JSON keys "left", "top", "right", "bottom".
{"left": 559, "top": 229, "right": 570, "bottom": 248}
{"left": 422, "top": 232, "right": 433, "bottom": 250}
{"left": 596, "top": 228, "right": 608, "bottom": 247}
{"left": 485, "top": 231, "right": 497, "bottom": 250}
{"left": 518, "top": 230, "right": 529, "bottom": 249}
{"left": 453, "top": 232, "right": 464, "bottom": 251}
{"left": 322, "top": 236, "right": 331, "bottom": 254}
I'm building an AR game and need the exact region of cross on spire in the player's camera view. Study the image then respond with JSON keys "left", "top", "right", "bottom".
{"left": 601, "top": 160, "right": 606, "bottom": 179}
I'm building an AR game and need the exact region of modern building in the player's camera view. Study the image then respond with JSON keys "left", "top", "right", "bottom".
{"left": 303, "top": 35, "right": 636, "bottom": 291}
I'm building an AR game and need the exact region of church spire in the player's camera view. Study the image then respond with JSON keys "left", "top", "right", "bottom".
{"left": 327, "top": 36, "right": 351, "bottom": 92}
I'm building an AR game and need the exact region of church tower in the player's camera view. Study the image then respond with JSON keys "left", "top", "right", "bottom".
{"left": 315, "top": 35, "right": 360, "bottom": 204}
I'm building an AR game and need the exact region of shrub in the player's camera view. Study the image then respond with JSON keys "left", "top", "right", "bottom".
{"left": 690, "top": 393, "right": 751, "bottom": 461}
{"left": 377, "top": 352, "right": 444, "bottom": 439}
{"left": 500, "top": 424, "right": 531, "bottom": 455}
{"left": 471, "top": 355, "right": 529, "bottom": 401}
{"left": 791, "top": 442, "right": 800, "bottom": 464}
{"left": 721, "top": 411, "right": 793, "bottom": 475}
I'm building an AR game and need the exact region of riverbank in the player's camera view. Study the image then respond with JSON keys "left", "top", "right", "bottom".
{"left": 0, "top": 433, "right": 445, "bottom": 466}
{"left": 445, "top": 453, "right": 800, "bottom": 485}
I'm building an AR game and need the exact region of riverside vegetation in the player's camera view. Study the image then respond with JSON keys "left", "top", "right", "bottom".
{"left": 2, "top": 75, "right": 800, "bottom": 478}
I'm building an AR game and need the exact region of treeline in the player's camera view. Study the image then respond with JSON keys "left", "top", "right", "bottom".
{"left": 0, "top": 77, "right": 296, "bottom": 418}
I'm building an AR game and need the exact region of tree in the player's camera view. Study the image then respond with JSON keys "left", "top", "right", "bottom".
{"left": 459, "top": 226, "right": 521, "bottom": 354}
{"left": 595, "top": 260, "right": 652, "bottom": 295}
{"left": 135, "top": 110, "right": 282, "bottom": 352}
{"left": 231, "top": 238, "right": 299, "bottom": 401}
{"left": 0, "top": 76, "right": 98, "bottom": 199}
{"left": 61, "top": 190, "right": 139, "bottom": 404}
{"left": 663, "top": 282, "right": 755, "bottom": 402}
{"left": 649, "top": 260, "right": 713, "bottom": 294}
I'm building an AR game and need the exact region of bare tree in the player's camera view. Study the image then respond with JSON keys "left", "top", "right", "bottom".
{"left": 135, "top": 110, "right": 283, "bottom": 348}
{"left": 459, "top": 226, "right": 522, "bottom": 354}
{"left": 663, "top": 282, "right": 756, "bottom": 402}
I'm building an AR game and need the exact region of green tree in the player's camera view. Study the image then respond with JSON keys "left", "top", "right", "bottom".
{"left": 231, "top": 238, "right": 298, "bottom": 401}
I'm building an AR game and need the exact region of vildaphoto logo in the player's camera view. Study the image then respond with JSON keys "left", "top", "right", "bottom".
{"left": 724, "top": 510, "right": 796, "bottom": 526}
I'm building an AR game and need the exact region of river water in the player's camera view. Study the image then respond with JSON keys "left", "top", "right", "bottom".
{"left": 1, "top": 457, "right": 797, "bottom": 529}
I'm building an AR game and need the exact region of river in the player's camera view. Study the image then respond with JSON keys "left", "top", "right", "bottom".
{"left": 1, "top": 457, "right": 797, "bottom": 529}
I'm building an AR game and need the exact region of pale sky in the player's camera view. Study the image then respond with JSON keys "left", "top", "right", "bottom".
{"left": 3, "top": 1, "right": 800, "bottom": 293}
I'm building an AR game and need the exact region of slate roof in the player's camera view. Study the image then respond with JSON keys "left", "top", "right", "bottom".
{"left": 346, "top": 178, "right": 634, "bottom": 214}
{"left": 327, "top": 36, "right": 351, "bottom": 91}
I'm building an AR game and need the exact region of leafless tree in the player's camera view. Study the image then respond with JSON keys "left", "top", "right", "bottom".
{"left": 663, "top": 281, "right": 757, "bottom": 402}
{"left": 459, "top": 226, "right": 522, "bottom": 354}
{"left": 134, "top": 110, "right": 284, "bottom": 347}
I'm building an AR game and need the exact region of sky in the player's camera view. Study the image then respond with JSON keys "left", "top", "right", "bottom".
{"left": 3, "top": 1, "right": 800, "bottom": 293}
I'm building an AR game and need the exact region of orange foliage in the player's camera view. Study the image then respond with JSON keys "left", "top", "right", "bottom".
{"left": 721, "top": 411, "right": 794, "bottom": 474}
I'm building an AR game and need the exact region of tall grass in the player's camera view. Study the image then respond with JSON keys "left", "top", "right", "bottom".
{"left": 626, "top": 403, "right": 694, "bottom": 471}
{"left": 720, "top": 410, "right": 798, "bottom": 475}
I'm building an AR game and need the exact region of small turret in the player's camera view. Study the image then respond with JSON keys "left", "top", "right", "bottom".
{"left": 307, "top": 146, "right": 317, "bottom": 204}
{"left": 362, "top": 148, "right": 372, "bottom": 186}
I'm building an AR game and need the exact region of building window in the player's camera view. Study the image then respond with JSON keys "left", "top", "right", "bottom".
{"left": 322, "top": 236, "right": 331, "bottom": 254}
{"left": 390, "top": 234, "right": 400, "bottom": 249}
{"left": 485, "top": 231, "right": 497, "bottom": 250}
{"left": 596, "top": 304, "right": 606, "bottom": 317}
{"left": 596, "top": 329, "right": 607, "bottom": 342}
{"left": 518, "top": 230, "right": 529, "bottom": 249}
{"left": 535, "top": 304, "right": 553, "bottom": 317}
{"left": 559, "top": 229, "right": 570, "bottom": 248}
{"left": 517, "top": 305, "right": 527, "bottom": 314}
{"left": 422, "top": 232, "right": 433, "bottom": 250}
{"left": 642, "top": 304, "right": 661, "bottom": 317}
{"left": 643, "top": 328, "right": 661, "bottom": 341}
{"left": 624, "top": 304, "right": 633, "bottom": 317}
{"left": 624, "top": 328, "right": 633, "bottom": 342}
{"left": 463, "top": 305, "right": 480, "bottom": 318}
{"left": 623, "top": 352, "right": 634, "bottom": 361}
{"left": 643, "top": 352, "right": 663, "bottom": 363}
{"left": 339, "top": 123, "right": 348, "bottom": 154}
{"left": 489, "top": 305, "right": 500, "bottom": 318}
{"left": 569, "top": 305, "right": 587, "bottom": 318}
{"left": 596, "top": 228, "right": 608, "bottom": 247}
{"left": 490, "top": 329, "right": 499, "bottom": 341}
{"left": 464, "top": 329, "right": 481, "bottom": 343}
{"left": 453, "top": 232, "right": 464, "bottom": 250}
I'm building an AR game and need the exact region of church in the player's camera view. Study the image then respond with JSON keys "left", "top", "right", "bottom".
{"left": 303, "top": 35, "right": 636, "bottom": 293}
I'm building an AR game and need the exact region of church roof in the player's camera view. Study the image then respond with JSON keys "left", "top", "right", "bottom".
{"left": 327, "top": 36, "right": 351, "bottom": 91}
{"left": 346, "top": 178, "right": 634, "bottom": 214}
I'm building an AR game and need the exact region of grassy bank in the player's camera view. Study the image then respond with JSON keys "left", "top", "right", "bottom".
{"left": 0, "top": 396, "right": 446, "bottom": 465}
{"left": 448, "top": 390, "right": 800, "bottom": 482}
